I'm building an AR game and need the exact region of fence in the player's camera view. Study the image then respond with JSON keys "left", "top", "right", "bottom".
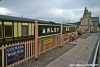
{"left": 0, "top": 35, "right": 61, "bottom": 67}
{"left": 38, "top": 35, "right": 60, "bottom": 54}
{"left": 0, "top": 39, "right": 35, "bottom": 67}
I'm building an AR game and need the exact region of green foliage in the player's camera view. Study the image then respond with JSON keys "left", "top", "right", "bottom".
{"left": 68, "top": 22, "right": 80, "bottom": 27}
{"left": 98, "top": 23, "right": 100, "bottom": 27}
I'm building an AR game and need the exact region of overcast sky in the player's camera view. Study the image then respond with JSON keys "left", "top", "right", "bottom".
{"left": 0, "top": 0, "right": 100, "bottom": 23}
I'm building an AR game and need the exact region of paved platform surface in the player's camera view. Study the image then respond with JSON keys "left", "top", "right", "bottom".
{"left": 45, "top": 33, "right": 99, "bottom": 67}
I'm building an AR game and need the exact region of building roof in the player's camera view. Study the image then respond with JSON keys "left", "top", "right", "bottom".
{"left": 81, "top": 15, "right": 99, "bottom": 23}
{"left": 80, "top": 15, "right": 92, "bottom": 22}
{"left": 90, "top": 17, "right": 99, "bottom": 22}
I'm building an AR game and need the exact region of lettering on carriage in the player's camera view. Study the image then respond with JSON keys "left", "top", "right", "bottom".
{"left": 42, "top": 28, "right": 60, "bottom": 34}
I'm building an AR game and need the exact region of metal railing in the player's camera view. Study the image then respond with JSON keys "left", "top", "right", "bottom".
{"left": 92, "top": 37, "right": 100, "bottom": 67}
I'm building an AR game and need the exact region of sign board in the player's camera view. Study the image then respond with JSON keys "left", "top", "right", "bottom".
{"left": 43, "top": 38, "right": 53, "bottom": 45}
{"left": 64, "top": 34, "right": 68, "bottom": 41}
{"left": 6, "top": 44, "right": 25, "bottom": 66}
{"left": 38, "top": 25, "right": 61, "bottom": 37}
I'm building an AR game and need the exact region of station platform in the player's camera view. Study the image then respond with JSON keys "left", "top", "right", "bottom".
{"left": 45, "top": 33, "right": 99, "bottom": 67}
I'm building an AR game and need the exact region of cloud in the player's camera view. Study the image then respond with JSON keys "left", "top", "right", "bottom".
{"left": 32, "top": 8, "right": 83, "bottom": 22}
{"left": 0, "top": 0, "right": 100, "bottom": 23}
{"left": 0, "top": 7, "right": 11, "bottom": 15}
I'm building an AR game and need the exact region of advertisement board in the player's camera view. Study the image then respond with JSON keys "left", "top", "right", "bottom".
{"left": 43, "top": 38, "right": 53, "bottom": 45}
{"left": 6, "top": 44, "right": 25, "bottom": 66}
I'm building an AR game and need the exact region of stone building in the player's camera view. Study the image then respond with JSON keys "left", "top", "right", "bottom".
{"left": 79, "top": 7, "right": 99, "bottom": 32}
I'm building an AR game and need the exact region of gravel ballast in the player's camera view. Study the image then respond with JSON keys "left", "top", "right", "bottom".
{"left": 15, "top": 42, "right": 77, "bottom": 67}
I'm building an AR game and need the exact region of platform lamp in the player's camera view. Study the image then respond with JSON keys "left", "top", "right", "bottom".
{"left": 88, "top": 18, "right": 90, "bottom": 35}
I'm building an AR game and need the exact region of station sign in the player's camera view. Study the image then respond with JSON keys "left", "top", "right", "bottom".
{"left": 63, "top": 27, "right": 66, "bottom": 34}
{"left": 38, "top": 25, "right": 61, "bottom": 37}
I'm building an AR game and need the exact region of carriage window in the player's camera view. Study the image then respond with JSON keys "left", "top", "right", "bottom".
{"left": 5, "top": 26, "right": 12, "bottom": 37}
{"left": 0, "top": 26, "right": 2, "bottom": 38}
{"left": 72, "top": 27, "right": 73, "bottom": 31}
{"left": 63, "top": 27, "right": 66, "bottom": 33}
{"left": 71, "top": 27, "right": 73, "bottom": 32}
{"left": 69, "top": 27, "right": 71, "bottom": 32}
{"left": 74, "top": 27, "right": 75, "bottom": 31}
{"left": 71, "top": 27, "right": 72, "bottom": 32}
{"left": 72, "top": 27, "right": 74, "bottom": 32}
{"left": 22, "top": 26, "right": 28, "bottom": 36}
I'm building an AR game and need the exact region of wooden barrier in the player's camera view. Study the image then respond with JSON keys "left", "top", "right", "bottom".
{"left": 0, "top": 32, "right": 77, "bottom": 67}
{"left": 34, "top": 21, "right": 38, "bottom": 59}
{"left": 38, "top": 35, "right": 60, "bottom": 54}
{"left": 62, "top": 33, "right": 69, "bottom": 44}
{"left": 0, "top": 40, "right": 35, "bottom": 67}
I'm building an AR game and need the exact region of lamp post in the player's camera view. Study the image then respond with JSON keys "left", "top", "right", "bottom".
{"left": 88, "top": 18, "right": 90, "bottom": 35}
{"left": 88, "top": 18, "right": 89, "bottom": 29}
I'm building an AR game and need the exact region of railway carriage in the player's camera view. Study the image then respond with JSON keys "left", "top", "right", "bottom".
{"left": 62, "top": 24, "right": 77, "bottom": 42}
{"left": 62, "top": 24, "right": 77, "bottom": 33}
{"left": 0, "top": 15, "right": 77, "bottom": 45}
{"left": 0, "top": 15, "right": 36, "bottom": 45}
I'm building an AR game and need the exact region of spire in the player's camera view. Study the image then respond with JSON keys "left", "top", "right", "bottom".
{"left": 83, "top": 7, "right": 88, "bottom": 17}
{"left": 85, "top": 7, "right": 87, "bottom": 11}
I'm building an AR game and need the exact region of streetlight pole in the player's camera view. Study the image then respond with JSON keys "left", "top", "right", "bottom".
{"left": 88, "top": 18, "right": 90, "bottom": 35}
{"left": 88, "top": 18, "right": 89, "bottom": 29}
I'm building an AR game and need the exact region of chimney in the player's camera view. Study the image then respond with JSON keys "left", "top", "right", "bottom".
{"left": 88, "top": 11, "right": 91, "bottom": 17}
{"left": 80, "top": 17, "right": 83, "bottom": 21}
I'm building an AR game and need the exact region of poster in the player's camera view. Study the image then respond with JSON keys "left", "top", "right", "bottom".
{"left": 6, "top": 44, "right": 25, "bottom": 66}
{"left": 43, "top": 38, "right": 53, "bottom": 45}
